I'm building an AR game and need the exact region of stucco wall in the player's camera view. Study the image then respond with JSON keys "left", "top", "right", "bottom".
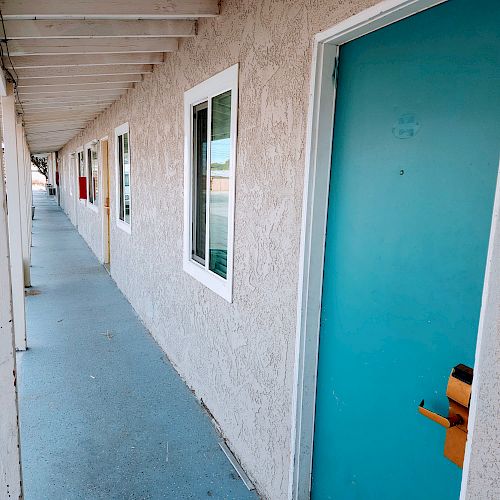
{"left": 464, "top": 180, "right": 500, "bottom": 499}
{"left": 54, "top": 1, "right": 397, "bottom": 498}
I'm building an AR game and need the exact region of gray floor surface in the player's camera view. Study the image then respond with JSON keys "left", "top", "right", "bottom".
{"left": 18, "top": 190, "right": 257, "bottom": 500}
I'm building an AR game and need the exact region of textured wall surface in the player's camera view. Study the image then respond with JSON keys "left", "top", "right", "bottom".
{"left": 464, "top": 186, "right": 500, "bottom": 499}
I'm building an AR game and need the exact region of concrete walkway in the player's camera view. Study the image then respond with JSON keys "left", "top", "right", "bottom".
{"left": 18, "top": 190, "right": 256, "bottom": 500}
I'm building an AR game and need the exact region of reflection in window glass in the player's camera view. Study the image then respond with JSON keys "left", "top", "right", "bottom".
{"left": 87, "top": 143, "right": 99, "bottom": 205}
{"left": 209, "top": 91, "right": 231, "bottom": 279}
{"left": 78, "top": 151, "right": 85, "bottom": 177}
{"left": 118, "top": 132, "right": 131, "bottom": 224}
{"left": 192, "top": 102, "right": 208, "bottom": 264}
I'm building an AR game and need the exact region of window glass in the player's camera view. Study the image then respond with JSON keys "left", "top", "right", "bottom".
{"left": 122, "top": 133, "right": 130, "bottom": 224}
{"left": 209, "top": 91, "right": 231, "bottom": 278}
{"left": 192, "top": 102, "right": 208, "bottom": 264}
{"left": 87, "top": 143, "right": 98, "bottom": 204}
{"left": 118, "top": 131, "right": 131, "bottom": 224}
{"left": 78, "top": 151, "right": 85, "bottom": 177}
{"left": 91, "top": 144, "right": 98, "bottom": 203}
{"left": 184, "top": 64, "right": 238, "bottom": 301}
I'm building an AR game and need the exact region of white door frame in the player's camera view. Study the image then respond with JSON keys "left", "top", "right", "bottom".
{"left": 287, "top": 0, "right": 497, "bottom": 498}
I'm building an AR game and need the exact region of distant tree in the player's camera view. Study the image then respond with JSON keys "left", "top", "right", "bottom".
{"left": 31, "top": 155, "right": 48, "bottom": 179}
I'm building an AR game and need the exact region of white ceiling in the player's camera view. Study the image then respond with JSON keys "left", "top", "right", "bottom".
{"left": 0, "top": 0, "right": 219, "bottom": 153}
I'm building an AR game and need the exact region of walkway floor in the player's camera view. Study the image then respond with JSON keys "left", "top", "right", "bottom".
{"left": 18, "top": 190, "right": 256, "bottom": 500}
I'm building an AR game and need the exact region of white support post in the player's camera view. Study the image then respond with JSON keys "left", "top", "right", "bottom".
{"left": 26, "top": 138, "right": 33, "bottom": 259}
{"left": 0, "top": 125, "right": 23, "bottom": 500}
{"left": 16, "top": 117, "right": 31, "bottom": 287}
{"left": 2, "top": 82, "right": 27, "bottom": 351}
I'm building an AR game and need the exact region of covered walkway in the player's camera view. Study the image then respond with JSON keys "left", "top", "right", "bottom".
{"left": 17, "top": 190, "right": 255, "bottom": 500}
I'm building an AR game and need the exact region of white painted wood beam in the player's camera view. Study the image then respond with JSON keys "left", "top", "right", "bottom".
{"left": 18, "top": 82, "right": 134, "bottom": 94}
{"left": 24, "top": 116, "right": 98, "bottom": 126}
{"left": 3, "top": 19, "right": 196, "bottom": 38}
{"left": 27, "top": 128, "right": 82, "bottom": 135}
{"left": 6, "top": 37, "right": 178, "bottom": 56}
{"left": 26, "top": 121, "right": 87, "bottom": 129}
{"left": 16, "top": 64, "right": 153, "bottom": 78}
{"left": 24, "top": 118, "right": 99, "bottom": 126}
{"left": 0, "top": 136, "right": 23, "bottom": 500}
{"left": 8, "top": 53, "right": 164, "bottom": 68}
{"left": 0, "top": 0, "right": 219, "bottom": 18}
{"left": 19, "top": 74, "right": 143, "bottom": 86}
{"left": 24, "top": 115, "right": 99, "bottom": 124}
{"left": 20, "top": 95, "right": 118, "bottom": 103}
{"left": 23, "top": 135, "right": 32, "bottom": 260}
{"left": 20, "top": 102, "right": 112, "bottom": 110}
{"left": 15, "top": 118, "right": 30, "bottom": 287}
{"left": 30, "top": 145, "right": 70, "bottom": 153}
{"left": 23, "top": 107, "right": 106, "bottom": 115}
{"left": 18, "top": 88, "right": 128, "bottom": 99}
{"left": 26, "top": 123, "right": 93, "bottom": 131}
{"left": 0, "top": 69, "right": 6, "bottom": 96}
{"left": 1, "top": 83, "right": 27, "bottom": 351}
{"left": 27, "top": 135, "right": 79, "bottom": 143}
{"left": 22, "top": 105, "right": 110, "bottom": 114}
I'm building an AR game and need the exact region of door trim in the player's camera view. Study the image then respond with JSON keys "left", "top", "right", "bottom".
{"left": 287, "top": 0, "right": 496, "bottom": 498}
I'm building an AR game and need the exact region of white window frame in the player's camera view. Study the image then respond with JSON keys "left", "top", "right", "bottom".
{"left": 183, "top": 64, "right": 238, "bottom": 303}
{"left": 85, "top": 140, "right": 99, "bottom": 213}
{"left": 114, "top": 122, "right": 131, "bottom": 234}
{"left": 76, "top": 147, "right": 86, "bottom": 205}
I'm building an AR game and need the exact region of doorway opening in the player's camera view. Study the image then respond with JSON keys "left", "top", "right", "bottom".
{"left": 290, "top": 0, "right": 500, "bottom": 498}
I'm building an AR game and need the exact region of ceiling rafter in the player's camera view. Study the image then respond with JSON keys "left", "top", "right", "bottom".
{"left": 0, "top": 0, "right": 219, "bottom": 18}
{"left": 3, "top": 19, "right": 196, "bottom": 38}
{"left": 0, "top": 0, "right": 219, "bottom": 152}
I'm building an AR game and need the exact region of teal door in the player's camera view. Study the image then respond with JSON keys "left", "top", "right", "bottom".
{"left": 312, "top": 0, "right": 500, "bottom": 498}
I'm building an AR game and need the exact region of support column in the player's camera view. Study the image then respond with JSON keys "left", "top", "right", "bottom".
{"left": 2, "top": 82, "right": 27, "bottom": 351}
{"left": 25, "top": 137, "right": 33, "bottom": 260}
{"left": 0, "top": 132, "right": 23, "bottom": 500}
{"left": 16, "top": 117, "right": 31, "bottom": 287}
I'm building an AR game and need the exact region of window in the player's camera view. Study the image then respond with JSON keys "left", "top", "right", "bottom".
{"left": 86, "top": 141, "right": 99, "bottom": 208}
{"left": 183, "top": 64, "right": 238, "bottom": 302}
{"left": 115, "top": 123, "right": 131, "bottom": 232}
{"left": 77, "top": 149, "right": 86, "bottom": 200}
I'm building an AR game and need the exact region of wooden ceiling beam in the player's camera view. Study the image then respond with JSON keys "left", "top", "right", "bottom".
{"left": 25, "top": 117, "right": 100, "bottom": 125}
{"left": 18, "top": 89, "right": 128, "bottom": 99}
{"left": 18, "top": 82, "right": 134, "bottom": 93}
{"left": 20, "top": 102, "right": 111, "bottom": 110}
{"left": 6, "top": 37, "right": 178, "bottom": 56}
{"left": 19, "top": 83, "right": 133, "bottom": 96}
{"left": 27, "top": 122, "right": 91, "bottom": 130}
{"left": 26, "top": 124, "right": 84, "bottom": 132}
{"left": 0, "top": 0, "right": 219, "bottom": 19}
{"left": 20, "top": 99, "right": 115, "bottom": 107}
{"left": 24, "top": 108, "right": 103, "bottom": 117}
{"left": 19, "top": 74, "right": 142, "bottom": 87}
{"left": 7, "top": 53, "right": 164, "bottom": 68}
{"left": 16, "top": 64, "right": 153, "bottom": 78}
{"left": 3, "top": 19, "right": 196, "bottom": 38}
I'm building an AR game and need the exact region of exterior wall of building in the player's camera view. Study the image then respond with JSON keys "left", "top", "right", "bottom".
{"left": 59, "top": 152, "right": 103, "bottom": 259}
{"left": 56, "top": 1, "right": 499, "bottom": 499}
{"left": 464, "top": 178, "right": 500, "bottom": 499}
{"left": 58, "top": 2, "right": 381, "bottom": 497}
